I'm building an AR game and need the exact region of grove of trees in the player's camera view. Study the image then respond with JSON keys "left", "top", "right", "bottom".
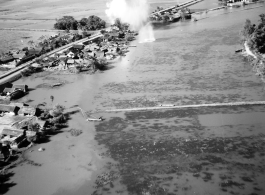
{"left": 54, "top": 16, "right": 78, "bottom": 30}
{"left": 54, "top": 15, "right": 106, "bottom": 31}
{"left": 242, "top": 14, "right": 265, "bottom": 54}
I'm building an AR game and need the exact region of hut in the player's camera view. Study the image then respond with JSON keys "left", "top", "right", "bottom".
{"left": 3, "top": 88, "right": 14, "bottom": 94}
{"left": 13, "top": 52, "right": 26, "bottom": 60}
{"left": 12, "top": 84, "right": 28, "bottom": 92}
{"left": 1, "top": 127, "right": 36, "bottom": 137}
{"left": 66, "top": 59, "right": 75, "bottom": 65}
{"left": 95, "top": 51, "right": 105, "bottom": 58}
{"left": 18, "top": 106, "right": 37, "bottom": 116}
{"left": 0, "top": 56, "right": 14, "bottom": 64}
{"left": 73, "top": 44, "right": 84, "bottom": 50}
{"left": 27, "top": 48, "right": 43, "bottom": 56}
{"left": 67, "top": 52, "right": 75, "bottom": 58}
{"left": 0, "top": 104, "right": 20, "bottom": 115}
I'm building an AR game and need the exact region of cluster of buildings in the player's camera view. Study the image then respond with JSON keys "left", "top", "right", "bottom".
{"left": 0, "top": 91, "right": 67, "bottom": 163}
{"left": 0, "top": 101, "right": 47, "bottom": 161}
{"left": 0, "top": 33, "right": 84, "bottom": 70}
{"left": 150, "top": 7, "right": 192, "bottom": 23}
{"left": 0, "top": 25, "right": 137, "bottom": 164}
{"left": 0, "top": 26, "right": 136, "bottom": 74}
{"left": 35, "top": 28, "right": 136, "bottom": 72}
{"left": 226, "top": 0, "right": 260, "bottom": 7}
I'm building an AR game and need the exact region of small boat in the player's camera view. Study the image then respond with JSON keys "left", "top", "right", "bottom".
{"left": 159, "top": 104, "right": 175, "bottom": 107}
{"left": 86, "top": 117, "right": 104, "bottom": 121}
{"left": 9, "top": 89, "right": 25, "bottom": 100}
{"left": 235, "top": 49, "right": 243, "bottom": 53}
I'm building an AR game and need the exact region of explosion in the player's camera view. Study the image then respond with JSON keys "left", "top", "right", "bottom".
{"left": 105, "top": 0, "right": 155, "bottom": 43}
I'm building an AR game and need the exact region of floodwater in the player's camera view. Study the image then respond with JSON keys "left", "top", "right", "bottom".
{"left": 2, "top": 1, "right": 265, "bottom": 195}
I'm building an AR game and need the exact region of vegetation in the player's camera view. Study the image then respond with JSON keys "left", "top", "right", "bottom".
{"left": 241, "top": 14, "right": 265, "bottom": 54}
{"left": 54, "top": 15, "right": 106, "bottom": 31}
{"left": 49, "top": 104, "right": 65, "bottom": 117}
{"left": 28, "top": 123, "right": 41, "bottom": 132}
{"left": 20, "top": 65, "right": 43, "bottom": 77}
{"left": 69, "top": 129, "right": 83, "bottom": 137}
{"left": 54, "top": 16, "right": 78, "bottom": 30}
{"left": 91, "top": 57, "right": 108, "bottom": 70}
{"left": 242, "top": 14, "right": 265, "bottom": 83}
{"left": 78, "top": 15, "right": 106, "bottom": 30}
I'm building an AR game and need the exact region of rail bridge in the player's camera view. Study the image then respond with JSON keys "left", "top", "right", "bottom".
{"left": 150, "top": 0, "right": 204, "bottom": 16}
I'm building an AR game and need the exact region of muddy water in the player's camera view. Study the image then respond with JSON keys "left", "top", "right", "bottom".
{"left": 2, "top": 2, "right": 265, "bottom": 195}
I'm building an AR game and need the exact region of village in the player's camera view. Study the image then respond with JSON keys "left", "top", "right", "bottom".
{"left": 0, "top": 20, "right": 137, "bottom": 169}
{"left": 0, "top": 24, "right": 136, "bottom": 75}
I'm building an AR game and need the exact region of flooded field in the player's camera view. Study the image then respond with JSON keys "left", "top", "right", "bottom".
{"left": 1, "top": 0, "right": 265, "bottom": 195}
{"left": 93, "top": 105, "right": 265, "bottom": 195}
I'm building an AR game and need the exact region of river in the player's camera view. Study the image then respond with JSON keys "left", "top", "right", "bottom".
{"left": 2, "top": 1, "right": 265, "bottom": 195}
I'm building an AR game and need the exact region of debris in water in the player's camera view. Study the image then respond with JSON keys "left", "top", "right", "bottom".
{"left": 69, "top": 129, "right": 83, "bottom": 137}
{"left": 38, "top": 148, "right": 45, "bottom": 152}
{"left": 51, "top": 83, "right": 63, "bottom": 87}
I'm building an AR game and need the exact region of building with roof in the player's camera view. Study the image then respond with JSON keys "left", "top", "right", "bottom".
{"left": 1, "top": 127, "right": 36, "bottom": 137}
{"left": 0, "top": 104, "right": 20, "bottom": 115}
{"left": 95, "top": 51, "right": 105, "bottom": 58}
{"left": 3, "top": 88, "right": 14, "bottom": 94}
{"left": 12, "top": 84, "right": 28, "bottom": 92}
{"left": 73, "top": 44, "right": 84, "bottom": 50}
{"left": 27, "top": 48, "right": 43, "bottom": 56}
{"left": 66, "top": 59, "right": 75, "bottom": 65}
{"left": 67, "top": 52, "right": 75, "bottom": 58}
{"left": 0, "top": 56, "right": 14, "bottom": 64}
{"left": 18, "top": 106, "right": 36, "bottom": 116}
{"left": 13, "top": 52, "right": 26, "bottom": 60}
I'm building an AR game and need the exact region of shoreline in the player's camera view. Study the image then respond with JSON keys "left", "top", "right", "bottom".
{"left": 243, "top": 41, "right": 265, "bottom": 83}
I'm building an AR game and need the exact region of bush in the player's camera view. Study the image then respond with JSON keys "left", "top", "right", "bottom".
{"left": 69, "top": 129, "right": 83, "bottom": 137}
{"left": 78, "top": 15, "right": 106, "bottom": 31}
{"left": 28, "top": 123, "right": 40, "bottom": 132}
{"left": 54, "top": 16, "right": 78, "bottom": 30}
{"left": 92, "top": 58, "right": 108, "bottom": 70}
{"left": 49, "top": 104, "right": 65, "bottom": 117}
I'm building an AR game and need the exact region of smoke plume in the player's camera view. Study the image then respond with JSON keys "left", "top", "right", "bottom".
{"left": 105, "top": 0, "right": 155, "bottom": 43}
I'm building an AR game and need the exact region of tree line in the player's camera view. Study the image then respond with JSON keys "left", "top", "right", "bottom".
{"left": 54, "top": 15, "right": 106, "bottom": 31}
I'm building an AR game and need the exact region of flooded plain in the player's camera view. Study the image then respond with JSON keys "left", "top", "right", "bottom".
{"left": 1, "top": 1, "right": 265, "bottom": 195}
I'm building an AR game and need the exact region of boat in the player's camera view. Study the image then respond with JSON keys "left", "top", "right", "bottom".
{"left": 227, "top": 0, "right": 245, "bottom": 7}
{"left": 9, "top": 89, "right": 25, "bottom": 100}
{"left": 86, "top": 117, "right": 104, "bottom": 121}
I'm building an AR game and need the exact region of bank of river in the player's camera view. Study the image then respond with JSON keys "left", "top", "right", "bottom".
{"left": 1, "top": 1, "right": 265, "bottom": 195}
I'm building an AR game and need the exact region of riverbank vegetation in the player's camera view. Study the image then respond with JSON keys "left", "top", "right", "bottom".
{"left": 241, "top": 14, "right": 265, "bottom": 54}
{"left": 241, "top": 14, "right": 265, "bottom": 82}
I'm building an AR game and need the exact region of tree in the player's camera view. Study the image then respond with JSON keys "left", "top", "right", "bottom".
{"left": 257, "top": 14, "right": 265, "bottom": 30}
{"left": 91, "top": 57, "right": 108, "bottom": 71}
{"left": 28, "top": 123, "right": 40, "bottom": 132}
{"left": 78, "top": 15, "right": 106, "bottom": 31}
{"left": 241, "top": 19, "right": 255, "bottom": 41}
{"left": 54, "top": 16, "right": 78, "bottom": 30}
{"left": 242, "top": 15, "right": 265, "bottom": 54}
{"left": 49, "top": 104, "right": 65, "bottom": 117}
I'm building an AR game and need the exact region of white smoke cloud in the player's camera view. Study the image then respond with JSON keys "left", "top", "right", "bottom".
{"left": 105, "top": 0, "right": 155, "bottom": 43}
